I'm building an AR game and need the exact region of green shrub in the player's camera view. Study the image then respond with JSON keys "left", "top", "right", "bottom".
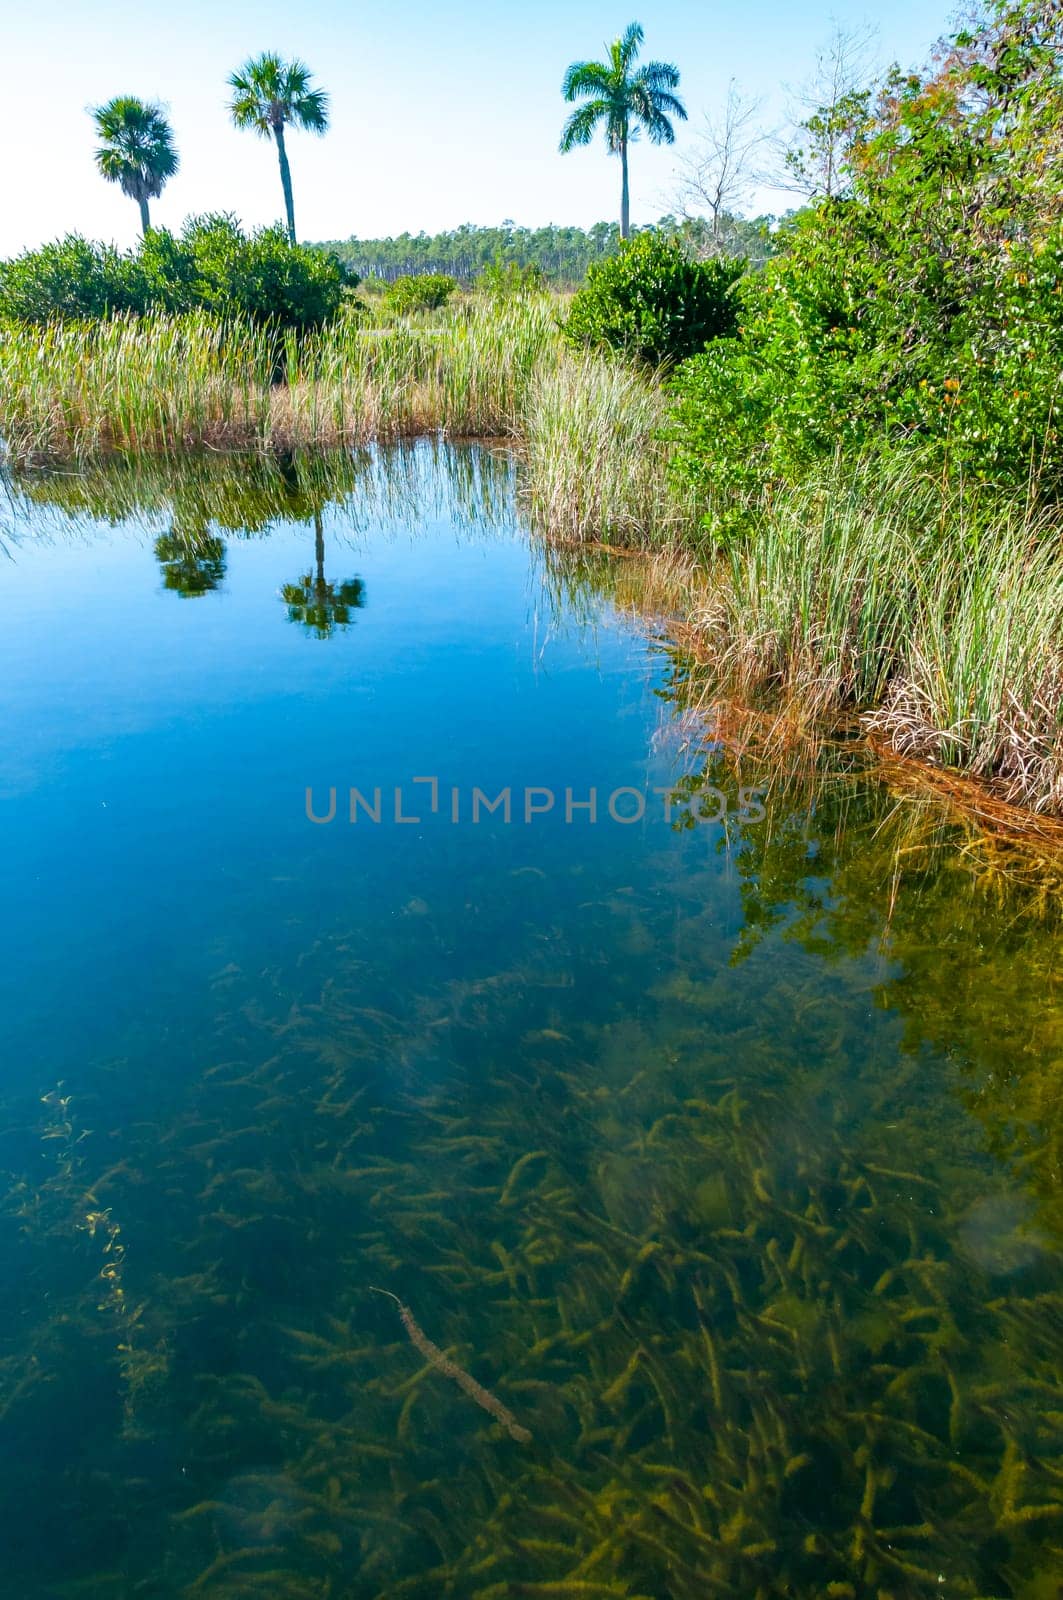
{"left": 0, "top": 217, "right": 351, "bottom": 330}
{"left": 478, "top": 255, "right": 548, "bottom": 300}
{"left": 669, "top": 244, "right": 869, "bottom": 527}
{"left": 670, "top": 3, "right": 1063, "bottom": 522}
{"left": 383, "top": 273, "right": 458, "bottom": 314}
{"left": 179, "top": 216, "right": 349, "bottom": 330}
{"left": 563, "top": 232, "right": 743, "bottom": 369}
{"left": 0, "top": 236, "right": 146, "bottom": 321}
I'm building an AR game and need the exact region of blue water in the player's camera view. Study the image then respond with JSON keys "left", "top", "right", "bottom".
{"left": 0, "top": 445, "right": 1059, "bottom": 1599}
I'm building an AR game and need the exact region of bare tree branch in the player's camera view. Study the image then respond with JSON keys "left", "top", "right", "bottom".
{"left": 673, "top": 82, "right": 770, "bottom": 254}
{"left": 772, "top": 23, "right": 880, "bottom": 199}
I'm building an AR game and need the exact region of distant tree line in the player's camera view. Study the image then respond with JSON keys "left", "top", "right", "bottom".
{"left": 310, "top": 216, "right": 774, "bottom": 288}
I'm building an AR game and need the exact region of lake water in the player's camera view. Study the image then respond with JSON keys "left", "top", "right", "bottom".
{"left": 0, "top": 444, "right": 1060, "bottom": 1599}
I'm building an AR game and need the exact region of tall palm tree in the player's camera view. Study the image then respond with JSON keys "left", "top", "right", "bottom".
{"left": 228, "top": 54, "right": 328, "bottom": 244}
{"left": 560, "top": 23, "right": 686, "bottom": 239}
{"left": 92, "top": 97, "right": 178, "bottom": 235}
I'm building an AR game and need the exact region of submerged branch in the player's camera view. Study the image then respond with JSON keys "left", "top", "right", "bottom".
{"left": 370, "top": 1287, "right": 532, "bottom": 1444}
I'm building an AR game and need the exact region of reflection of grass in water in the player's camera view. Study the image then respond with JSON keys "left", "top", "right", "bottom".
{"left": 7, "top": 439, "right": 521, "bottom": 548}
{"left": 1, "top": 746, "right": 1061, "bottom": 1595}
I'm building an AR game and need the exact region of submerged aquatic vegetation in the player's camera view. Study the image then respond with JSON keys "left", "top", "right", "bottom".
{"left": 1, "top": 716, "right": 1060, "bottom": 1598}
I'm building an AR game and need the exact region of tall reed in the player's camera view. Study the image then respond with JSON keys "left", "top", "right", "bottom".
{"left": 0, "top": 300, "right": 559, "bottom": 462}
{"left": 697, "top": 457, "right": 1063, "bottom": 812}
{"left": 520, "top": 350, "right": 695, "bottom": 546}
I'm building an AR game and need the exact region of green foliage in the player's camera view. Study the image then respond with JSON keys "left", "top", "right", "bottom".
{"left": 670, "top": 1, "right": 1063, "bottom": 518}
{"left": 477, "top": 254, "right": 548, "bottom": 300}
{"left": 560, "top": 22, "right": 686, "bottom": 235}
{"left": 559, "top": 23, "right": 687, "bottom": 158}
{"left": 0, "top": 218, "right": 350, "bottom": 329}
{"left": 227, "top": 53, "right": 329, "bottom": 138}
{"left": 564, "top": 231, "right": 743, "bottom": 368}
{"left": 0, "top": 236, "right": 141, "bottom": 322}
{"left": 180, "top": 216, "right": 348, "bottom": 329}
{"left": 228, "top": 53, "right": 329, "bottom": 244}
{"left": 382, "top": 273, "right": 458, "bottom": 314}
{"left": 315, "top": 220, "right": 773, "bottom": 288}
{"left": 91, "top": 96, "right": 178, "bottom": 229}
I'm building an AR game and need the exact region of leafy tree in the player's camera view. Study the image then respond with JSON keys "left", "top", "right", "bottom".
{"left": 560, "top": 22, "right": 686, "bottom": 239}
{"left": 228, "top": 54, "right": 328, "bottom": 245}
{"left": 91, "top": 97, "right": 178, "bottom": 235}
{"left": 382, "top": 273, "right": 457, "bottom": 314}
{"left": 564, "top": 231, "right": 741, "bottom": 368}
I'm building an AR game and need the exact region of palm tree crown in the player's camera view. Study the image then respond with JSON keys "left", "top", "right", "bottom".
{"left": 228, "top": 53, "right": 329, "bottom": 139}
{"left": 92, "top": 97, "right": 178, "bottom": 235}
{"left": 560, "top": 22, "right": 686, "bottom": 237}
{"left": 228, "top": 54, "right": 329, "bottom": 244}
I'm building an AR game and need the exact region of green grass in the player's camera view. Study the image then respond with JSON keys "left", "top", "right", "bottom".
{"left": 0, "top": 296, "right": 679, "bottom": 549}
{"left": 520, "top": 350, "right": 691, "bottom": 547}
{"left": 0, "top": 300, "right": 560, "bottom": 460}
{"left": 699, "top": 457, "right": 1063, "bottom": 814}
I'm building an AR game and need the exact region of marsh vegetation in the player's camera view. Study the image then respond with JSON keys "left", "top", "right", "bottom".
{"left": 3, "top": 2, "right": 1062, "bottom": 1594}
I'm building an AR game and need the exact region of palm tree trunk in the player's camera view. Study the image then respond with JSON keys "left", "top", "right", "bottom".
{"left": 314, "top": 511, "right": 325, "bottom": 593}
{"left": 139, "top": 197, "right": 151, "bottom": 235}
{"left": 620, "top": 137, "right": 630, "bottom": 240}
{"left": 273, "top": 122, "right": 296, "bottom": 244}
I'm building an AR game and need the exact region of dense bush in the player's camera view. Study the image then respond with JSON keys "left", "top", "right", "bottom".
{"left": 382, "top": 273, "right": 457, "bottom": 314}
{"left": 181, "top": 217, "right": 350, "bottom": 329}
{"left": 564, "top": 232, "right": 743, "bottom": 369}
{"left": 0, "top": 217, "right": 351, "bottom": 329}
{"left": 0, "top": 237, "right": 144, "bottom": 322}
{"left": 670, "top": 0, "right": 1063, "bottom": 518}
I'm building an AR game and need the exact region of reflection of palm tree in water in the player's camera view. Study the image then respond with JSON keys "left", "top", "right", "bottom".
{"left": 141, "top": 449, "right": 364, "bottom": 622}
{"left": 153, "top": 527, "right": 226, "bottom": 597}
{"left": 281, "top": 509, "right": 365, "bottom": 639}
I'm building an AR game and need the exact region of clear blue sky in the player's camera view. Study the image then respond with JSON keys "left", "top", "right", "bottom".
{"left": 4, "top": 1, "right": 957, "bottom": 255}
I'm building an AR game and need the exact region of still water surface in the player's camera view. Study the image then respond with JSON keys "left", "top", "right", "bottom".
{"left": 0, "top": 445, "right": 1060, "bottom": 1598}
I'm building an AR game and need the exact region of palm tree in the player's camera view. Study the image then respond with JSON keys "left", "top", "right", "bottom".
{"left": 92, "top": 97, "right": 178, "bottom": 235}
{"left": 228, "top": 54, "right": 328, "bottom": 244}
{"left": 560, "top": 23, "right": 686, "bottom": 239}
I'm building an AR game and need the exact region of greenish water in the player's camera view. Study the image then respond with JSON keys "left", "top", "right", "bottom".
{"left": 0, "top": 445, "right": 1060, "bottom": 1599}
